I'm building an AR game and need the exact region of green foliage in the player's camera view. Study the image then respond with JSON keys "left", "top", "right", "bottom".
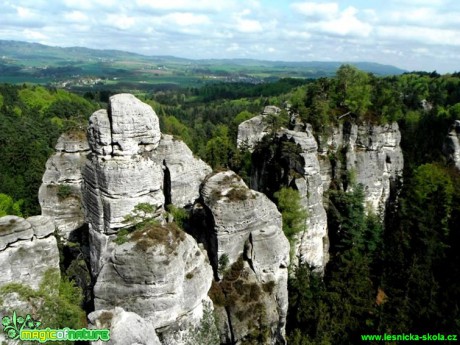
{"left": 0, "top": 84, "right": 97, "bottom": 216}
{"left": 122, "top": 202, "right": 158, "bottom": 227}
{"left": 185, "top": 304, "right": 219, "bottom": 345}
{"left": 0, "top": 193, "right": 23, "bottom": 216}
{"left": 274, "top": 187, "right": 307, "bottom": 241}
{"left": 205, "top": 125, "right": 234, "bottom": 169}
{"left": 233, "top": 110, "right": 254, "bottom": 126}
{"left": 263, "top": 109, "right": 290, "bottom": 132}
{"left": 380, "top": 164, "right": 460, "bottom": 334}
{"left": 166, "top": 204, "right": 189, "bottom": 229}
{"left": 130, "top": 221, "right": 186, "bottom": 253}
{"left": 336, "top": 64, "right": 372, "bottom": 117}
{"left": 0, "top": 269, "right": 85, "bottom": 344}
{"left": 218, "top": 253, "right": 229, "bottom": 274}
{"left": 56, "top": 185, "right": 72, "bottom": 200}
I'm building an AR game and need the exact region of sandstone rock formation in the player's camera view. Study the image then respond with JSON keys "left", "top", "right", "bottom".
{"left": 193, "top": 170, "right": 290, "bottom": 343}
{"left": 0, "top": 215, "right": 59, "bottom": 289}
{"left": 239, "top": 105, "right": 404, "bottom": 271}
{"left": 82, "top": 94, "right": 165, "bottom": 274}
{"left": 318, "top": 122, "right": 404, "bottom": 214}
{"left": 0, "top": 215, "right": 60, "bottom": 345}
{"left": 237, "top": 106, "right": 281, "bottom": 151}
{"left": 250, "top": 127, "right": 329, "bottom": 270}
{"left": 154, "top": 134, "right": 212, "bottom": 208}
{"left": 89, "top": 307, "right": 161, "bottom": 345}
{"left": 93, "top": 226, "right": 216, "bottom": 344}
{"left": 443, "top": 120, "right": 460, "bottom": 170}
{"left": 39, "top": 132, "right": 89, "bottom": 240}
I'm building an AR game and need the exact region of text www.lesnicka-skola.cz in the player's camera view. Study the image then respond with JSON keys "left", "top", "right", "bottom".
{"left": 361, "top": 333, "right": 458, "bottom": 342}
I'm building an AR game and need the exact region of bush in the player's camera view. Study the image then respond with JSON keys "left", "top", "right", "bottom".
{"left": 218, "top": 253, "right": 229, "bottom": 274}
{"left": 166, "top": 204, "right": 189, "bottom": 228}
{"left": 0, "top": 269, "right": 85, "bottom": 340}
{"left": 57, "top": 185, "right": 72, "bottom": 200}
{"left": 226, "top": 187, "right": 249, "bottom": 201}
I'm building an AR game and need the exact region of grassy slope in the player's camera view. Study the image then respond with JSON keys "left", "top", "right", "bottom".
{"left": 0, "top": 40, "right": 406, "bottom": 92}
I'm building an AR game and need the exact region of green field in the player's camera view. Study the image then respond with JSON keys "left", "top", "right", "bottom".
{"left": 0, "top": 40, "right": 406, "bottom": 93}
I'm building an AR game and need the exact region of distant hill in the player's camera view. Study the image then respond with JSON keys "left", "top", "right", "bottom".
{"left": 0, "top": 40, "right": 406, "bottom": 92}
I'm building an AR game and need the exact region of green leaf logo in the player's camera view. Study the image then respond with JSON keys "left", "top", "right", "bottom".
{"left": 2, "top": 311, "right": 41, "bottom": 339}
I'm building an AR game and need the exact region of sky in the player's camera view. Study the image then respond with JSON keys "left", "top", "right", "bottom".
{"left": 1, "top": 0, "right": 459, "bottom": 73}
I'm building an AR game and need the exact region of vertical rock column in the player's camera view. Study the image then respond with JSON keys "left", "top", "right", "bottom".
{"left": 443, "top": 120, "right": 460, "bottom": 170}
{"left": 277, "top": 129, "right": 330, "bottom": 270}
{"left": 39, "top": 132, "right": 90, "bottom": 240}
{"left": 82, "top": 94, "right": 164, "bottom": 275}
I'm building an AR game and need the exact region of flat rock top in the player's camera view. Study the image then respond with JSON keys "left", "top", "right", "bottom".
{"left": 55, "top": 132, "right": 90, "bottom": 152}
{"left": 201, "top": 170, "right": 255, "bottom": 204}
{"left": 0, "top": 215, "right": 55, "bottom": 250}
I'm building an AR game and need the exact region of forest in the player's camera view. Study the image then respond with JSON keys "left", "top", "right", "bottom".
{"left": 0, "top": 66, "right": 459, "bottom": 343}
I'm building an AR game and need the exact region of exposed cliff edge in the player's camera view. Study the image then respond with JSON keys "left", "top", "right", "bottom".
{"left": 37, "top": 94, "right": 218, "bottom": 344}
{"left": 237, "top": 106, "right": 280, "bottom": 151}
{"left": 317, "top": 122, "right": 404, "bottom": 214}
{"left": 0, "top": 215, "right": 58, "bottom": 289}
{"left": 0, "top": 215, "right": 60, "bottom": 345}
{"left": 238, "top": 108, "right": 404, "bottom": 271}
{"left": 443, "top": 120, "right": 460, "bottom": 170}
{"left": 39, "top": 132, "right": 89, "bottom": 240}
{"left": 92, "top": 227, "right": 216, "bottom": 344}
{"left": 154, "top": 134, "right": 212, "bottom": 208}
{"left": 191, "top": 170, "right": 290, "bottom": 344}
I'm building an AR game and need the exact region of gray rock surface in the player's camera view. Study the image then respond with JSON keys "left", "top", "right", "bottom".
{"left": 154, "top": 134, "right": 212, "bottom": 207}
{"left": 237, "top": 106, "right": 280, "bottom": 151}
{"left": 278, "top": 129, "right": 329, "bottom": 270}
{"left": 443, "top": 120, "right": 460, "bottom": 170}
{"left": 318, "top": 122, "right": 404, "bottom": 214}
{"left": 237, "top": 115, "right": 270, "bottom": 152}
{"left": 89, "top": 307, "right": 161, "bottom": 345}
{"left": 93, "top": 228, "right": 215, "bottom": 341}
{"left": 83, "top": 94, "right": 165, "bottom": 274}
{"left": 198, "top": 171, "right": 290, "bottom": 343}
{"left": 0, "top": 215, "right": 59, "bottom": 290}
{"left": 109, "top": 94, "right": 161, "bottom": 156}
{"left": 39, "top": 132, "right": 89, "bottom": 239}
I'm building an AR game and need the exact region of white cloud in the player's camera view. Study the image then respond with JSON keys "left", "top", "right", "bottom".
{"left": 135, "top": 0, "right": 224, "bottom": 12}
{"left": 62, "top": 0, "right": 94, "bottom": 10}
{"left": 377, "top": 25, "right": 460, "bottom": 46}
{"left": 16, "top": 6, "right": 34, "bottom": 18}
{"left": 291, "top": 2, "right": 339, "bottom": 19}
{"left": 226, "top": 43, "right": 240, "bottom": 52}
{"left": 64, "top": 11, "right": 89, "bottom": 23}
{"left": 236, "top": 18, "right": 263, "bottom": 33}
{"left": 23, "top": 29, "right": 49, "bottom": 40}
{"left": 161, "top": 13, "right": 211, "bottom": 27}
{"left": 307, "top": 6, "right": 372, "bottom": 37}
{"left": 104, "top": 14, "right": 136, "bottom": 30}
{"left": 389, "top": 0, "right": 446, "bottom": 7}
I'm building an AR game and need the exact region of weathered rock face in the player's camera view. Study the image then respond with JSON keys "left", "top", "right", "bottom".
{"left": 318, "top": 122, "right": 404, "bottom": 214}
{"left": 241, "top": 106, "right": 403, "bottom": 271}
{"left": 93, "top": 227, "right": 216, "bottom": 344}
{"left": 194, "top": 171, "right": 290, "bottom": 344}
{"left": 89, "top": 307, "right": 161, "bottom": 345}
{"left": 237, "top": 106, "right": 281, "bottom": 151}
{"left": 154, "top": 134, "right": 212, "bottom": 208}
{"left": 0, "top": 215, "right": 59, "bottom": 289}
{"left": 279, "top": 129, "right": 329, "bottom": 270}
{"left": 0, "top": 215, "right": 60, "bottom": 345}
{"left": 443, "top": 120, "right": 460, "bottom": 170}
{"left": 250, "top": 128, "right": 329, "bottom": 270}
{"left": 39, "top": 132, "right": 89, "bottom": 240}
{"left": 83, "top": 94, "right": 165, "bottom": 274}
